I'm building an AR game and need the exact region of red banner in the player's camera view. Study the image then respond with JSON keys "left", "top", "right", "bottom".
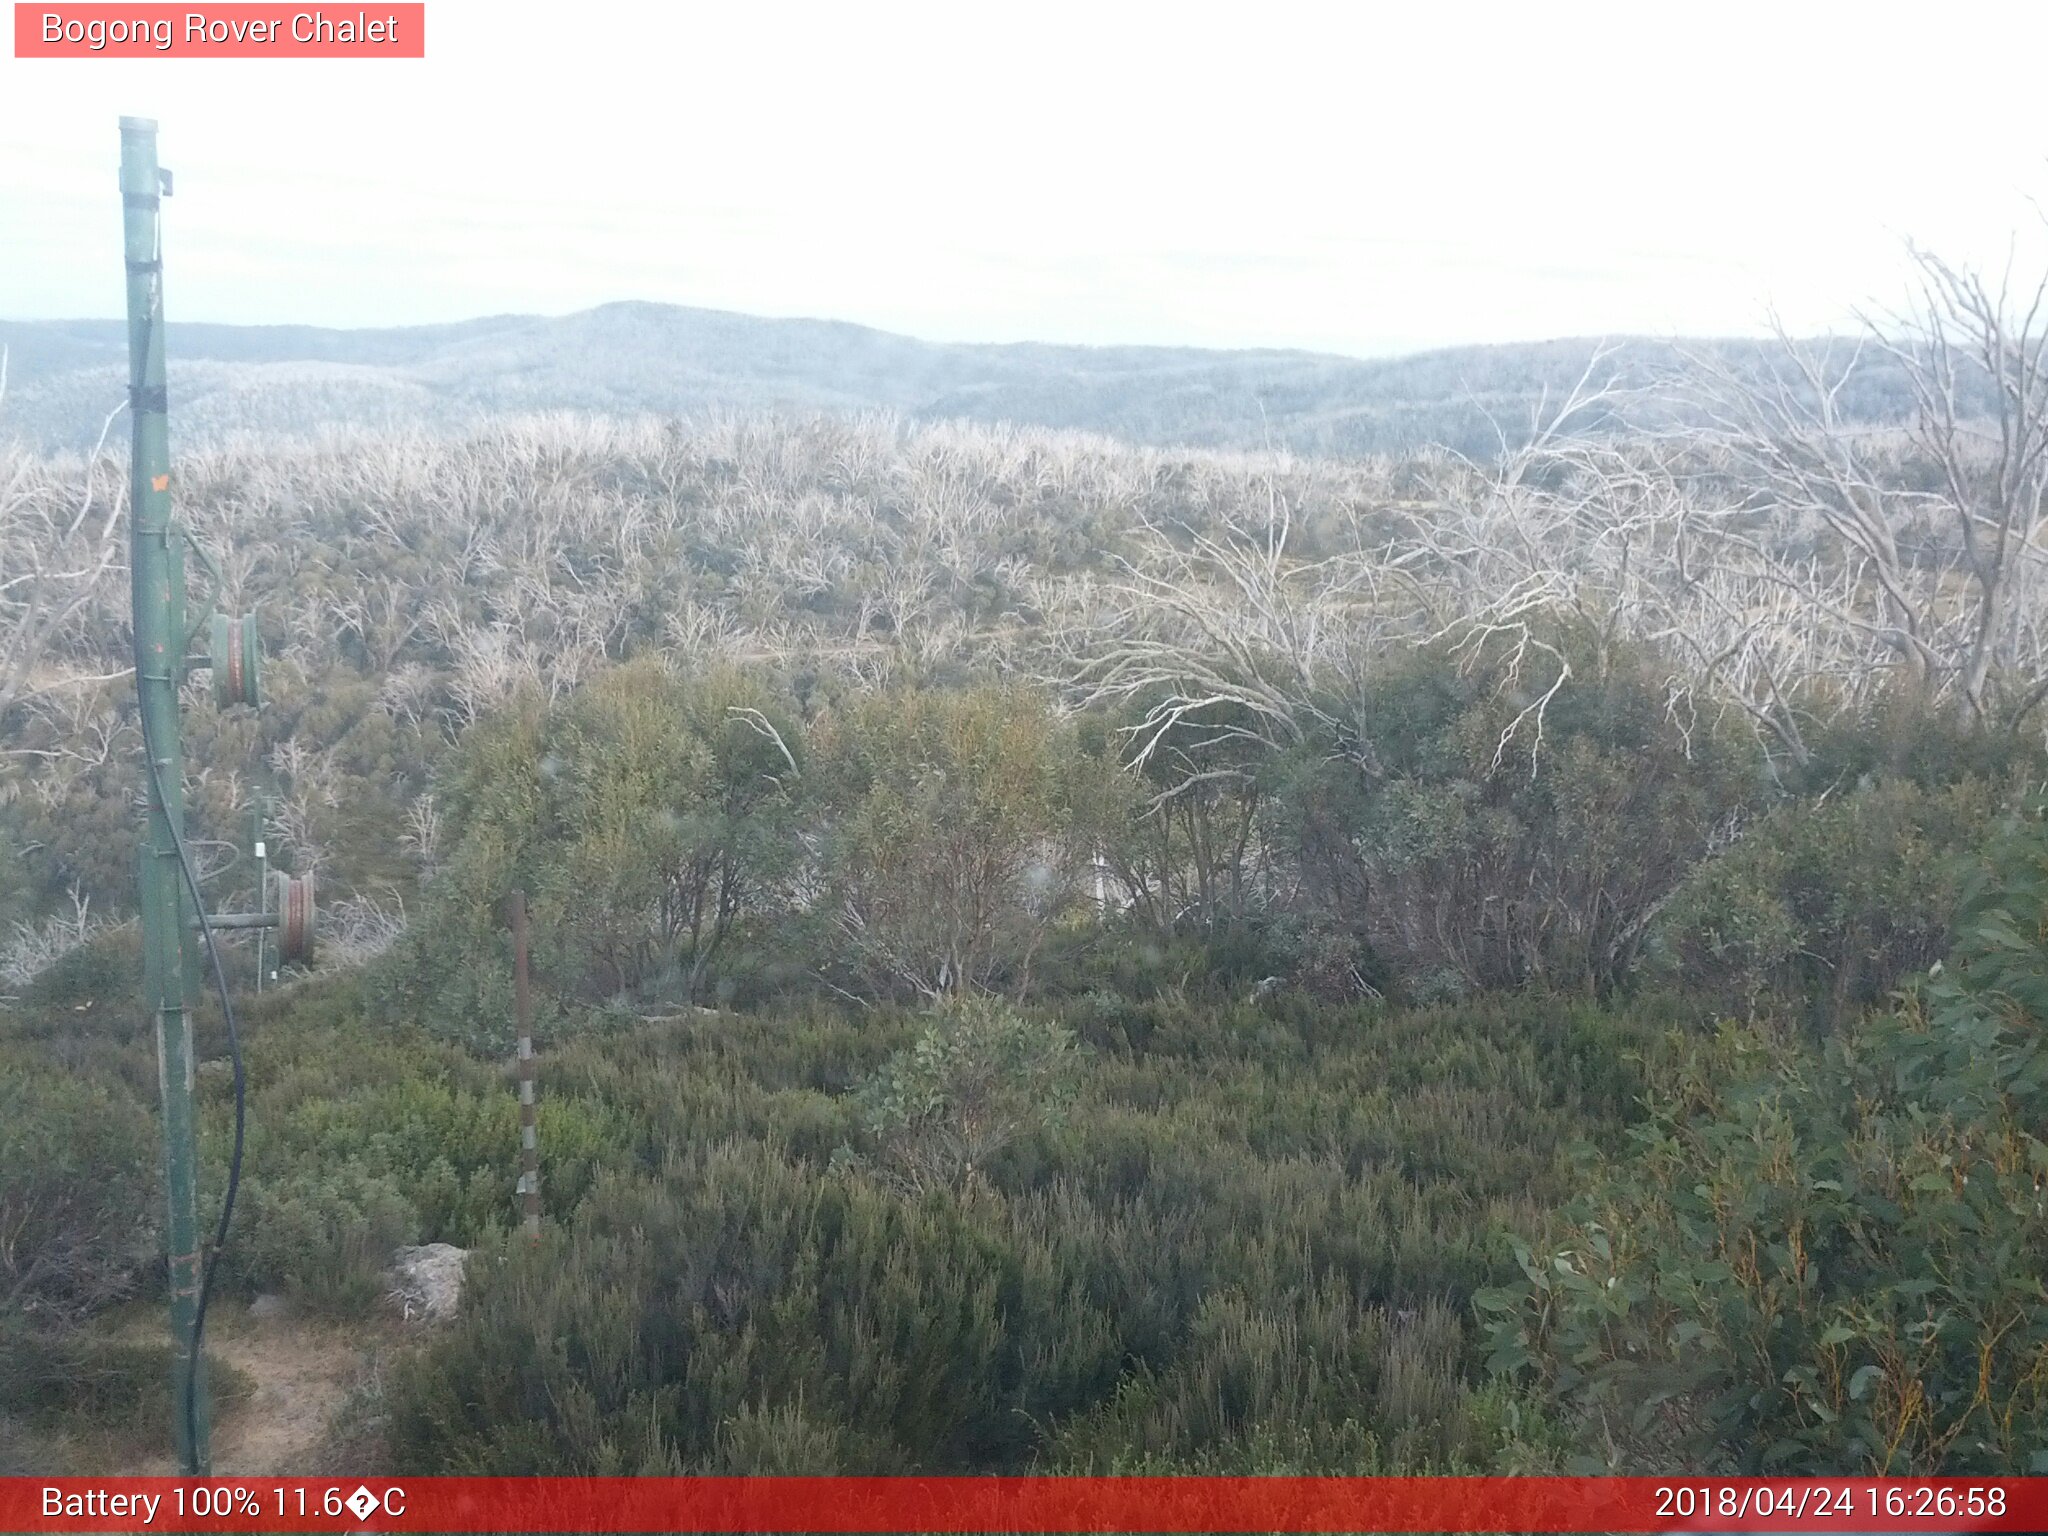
{"left": 1, "top": 1477, "right": 2042, "bottom": 1533}
{"left": 12, "top": 4, "right": 424, "bottom": 57}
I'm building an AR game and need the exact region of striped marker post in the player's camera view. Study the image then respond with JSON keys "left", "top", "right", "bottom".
{"left": 509, "top": 889, "right": 540, "bottom": 1242}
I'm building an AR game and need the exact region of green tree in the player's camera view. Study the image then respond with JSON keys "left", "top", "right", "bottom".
{"left": 539, "top": 660, "right": 804, "bottom": 1003}
{"left": 1083, "top": 696, "right": 1267, "bottom": 942}
{"left": 1267, "top": 635, "right": 1755, "bottom": 998}
{"left": 813, "top": 686, "right": 1102, "bottom": 999}
{"left": 382, "top": 659, "right": 805, "bottom": 1039}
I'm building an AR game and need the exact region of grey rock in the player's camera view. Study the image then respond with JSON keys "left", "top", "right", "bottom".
{"left": 386, "top": 1242, "right": 468, "bottom": 1324}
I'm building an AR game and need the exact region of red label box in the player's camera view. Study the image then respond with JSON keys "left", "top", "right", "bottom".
{"left": 1, "top": 1477, "right": 2043, "bottom": 1534}
{"left": 13, "top": 3, "right": 425, "bottom": 56}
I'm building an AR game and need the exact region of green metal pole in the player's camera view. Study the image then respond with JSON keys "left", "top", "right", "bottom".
{"left": 121, "top": 114, "right": 210, "bottom": 1477}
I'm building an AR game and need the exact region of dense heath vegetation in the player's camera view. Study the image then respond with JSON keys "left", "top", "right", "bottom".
{"left": 8, "top": 270, "right": 2048, "bottom": 1475}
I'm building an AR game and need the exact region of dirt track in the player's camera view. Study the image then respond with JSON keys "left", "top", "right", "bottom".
{"left": 126, "top": 1312, "right": 397, "bottom": 1476}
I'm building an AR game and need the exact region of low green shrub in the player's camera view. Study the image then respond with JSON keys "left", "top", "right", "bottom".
{"left": 12, "top": 924, "right": 144, "bottom": 1036}
{"left": 1482, "top": 809, "right": 2048, "bottom": 1473}
{"left": 845, "top": 996, "right": 1083, "bottom": 1191}
{"left": 1647, "top": 774, "right": 2013, "bottom": 1027}
{"left": 0, "top": 1055, "right": 159, "bottom": 1323}
{"left": 0, "top": 1319, "right": 252, "bottom": 1467}
{"left": 379, "top": 983, "right": 1659, "bottom": 1474}
{"left": 221, "top": 1166, "right": 421, "bottom": 1313}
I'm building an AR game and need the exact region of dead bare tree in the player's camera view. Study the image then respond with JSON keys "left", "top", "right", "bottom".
{"left": 1061, "top": 485, "right": 1401, "bottom": 784}
{"left": 0, "top": 350, "right": 132, "bottom": 723}
{"left": 1058, "top": 355, "right": 1637, "bottom": 803}
{"left": 1651, "top": 236, "right": 2048, "bottom": 747}
{"left": 1391, "top": 234, "right": 2048, "bottom": 770}
{"left": 1884, "top": 241, "right": 2048, "bottom": 726}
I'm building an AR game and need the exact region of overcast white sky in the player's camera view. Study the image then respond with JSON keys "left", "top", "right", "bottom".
{"left": 4, "top": 1, "right": 2046, "bottom": 356}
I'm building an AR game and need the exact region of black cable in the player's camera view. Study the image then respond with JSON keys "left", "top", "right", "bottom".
{"left": 133, "top": 245, "right": 247, "bottom": 1468}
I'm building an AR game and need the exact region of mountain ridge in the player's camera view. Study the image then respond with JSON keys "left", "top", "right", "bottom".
{"left": 0, "top": 301, "right": 1894, "bottom": 459}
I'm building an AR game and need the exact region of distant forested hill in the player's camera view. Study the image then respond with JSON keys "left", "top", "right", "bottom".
{"left": 0, "top": 302, "right": 1917, "bottom": 458}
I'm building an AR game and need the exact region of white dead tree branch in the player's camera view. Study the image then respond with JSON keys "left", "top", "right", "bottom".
{"left": 1612, "top": 237, "right": 2048, "bottom": 752}
{"left": 1059, "top": 484, "right": 1402, "bottom": 784}
{"left": 0, "top": 350, "right": 133, "bottom": 721}
{"left": 1381, "top": 235, "right": 2048, "bottom": 768}
{"left": 0, "top": 885, "right": 114, "bottom": 991}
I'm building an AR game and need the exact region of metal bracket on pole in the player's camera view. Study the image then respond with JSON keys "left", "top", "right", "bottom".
{"left": 198, "top": 872, "right": 316, "bottom": 964}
